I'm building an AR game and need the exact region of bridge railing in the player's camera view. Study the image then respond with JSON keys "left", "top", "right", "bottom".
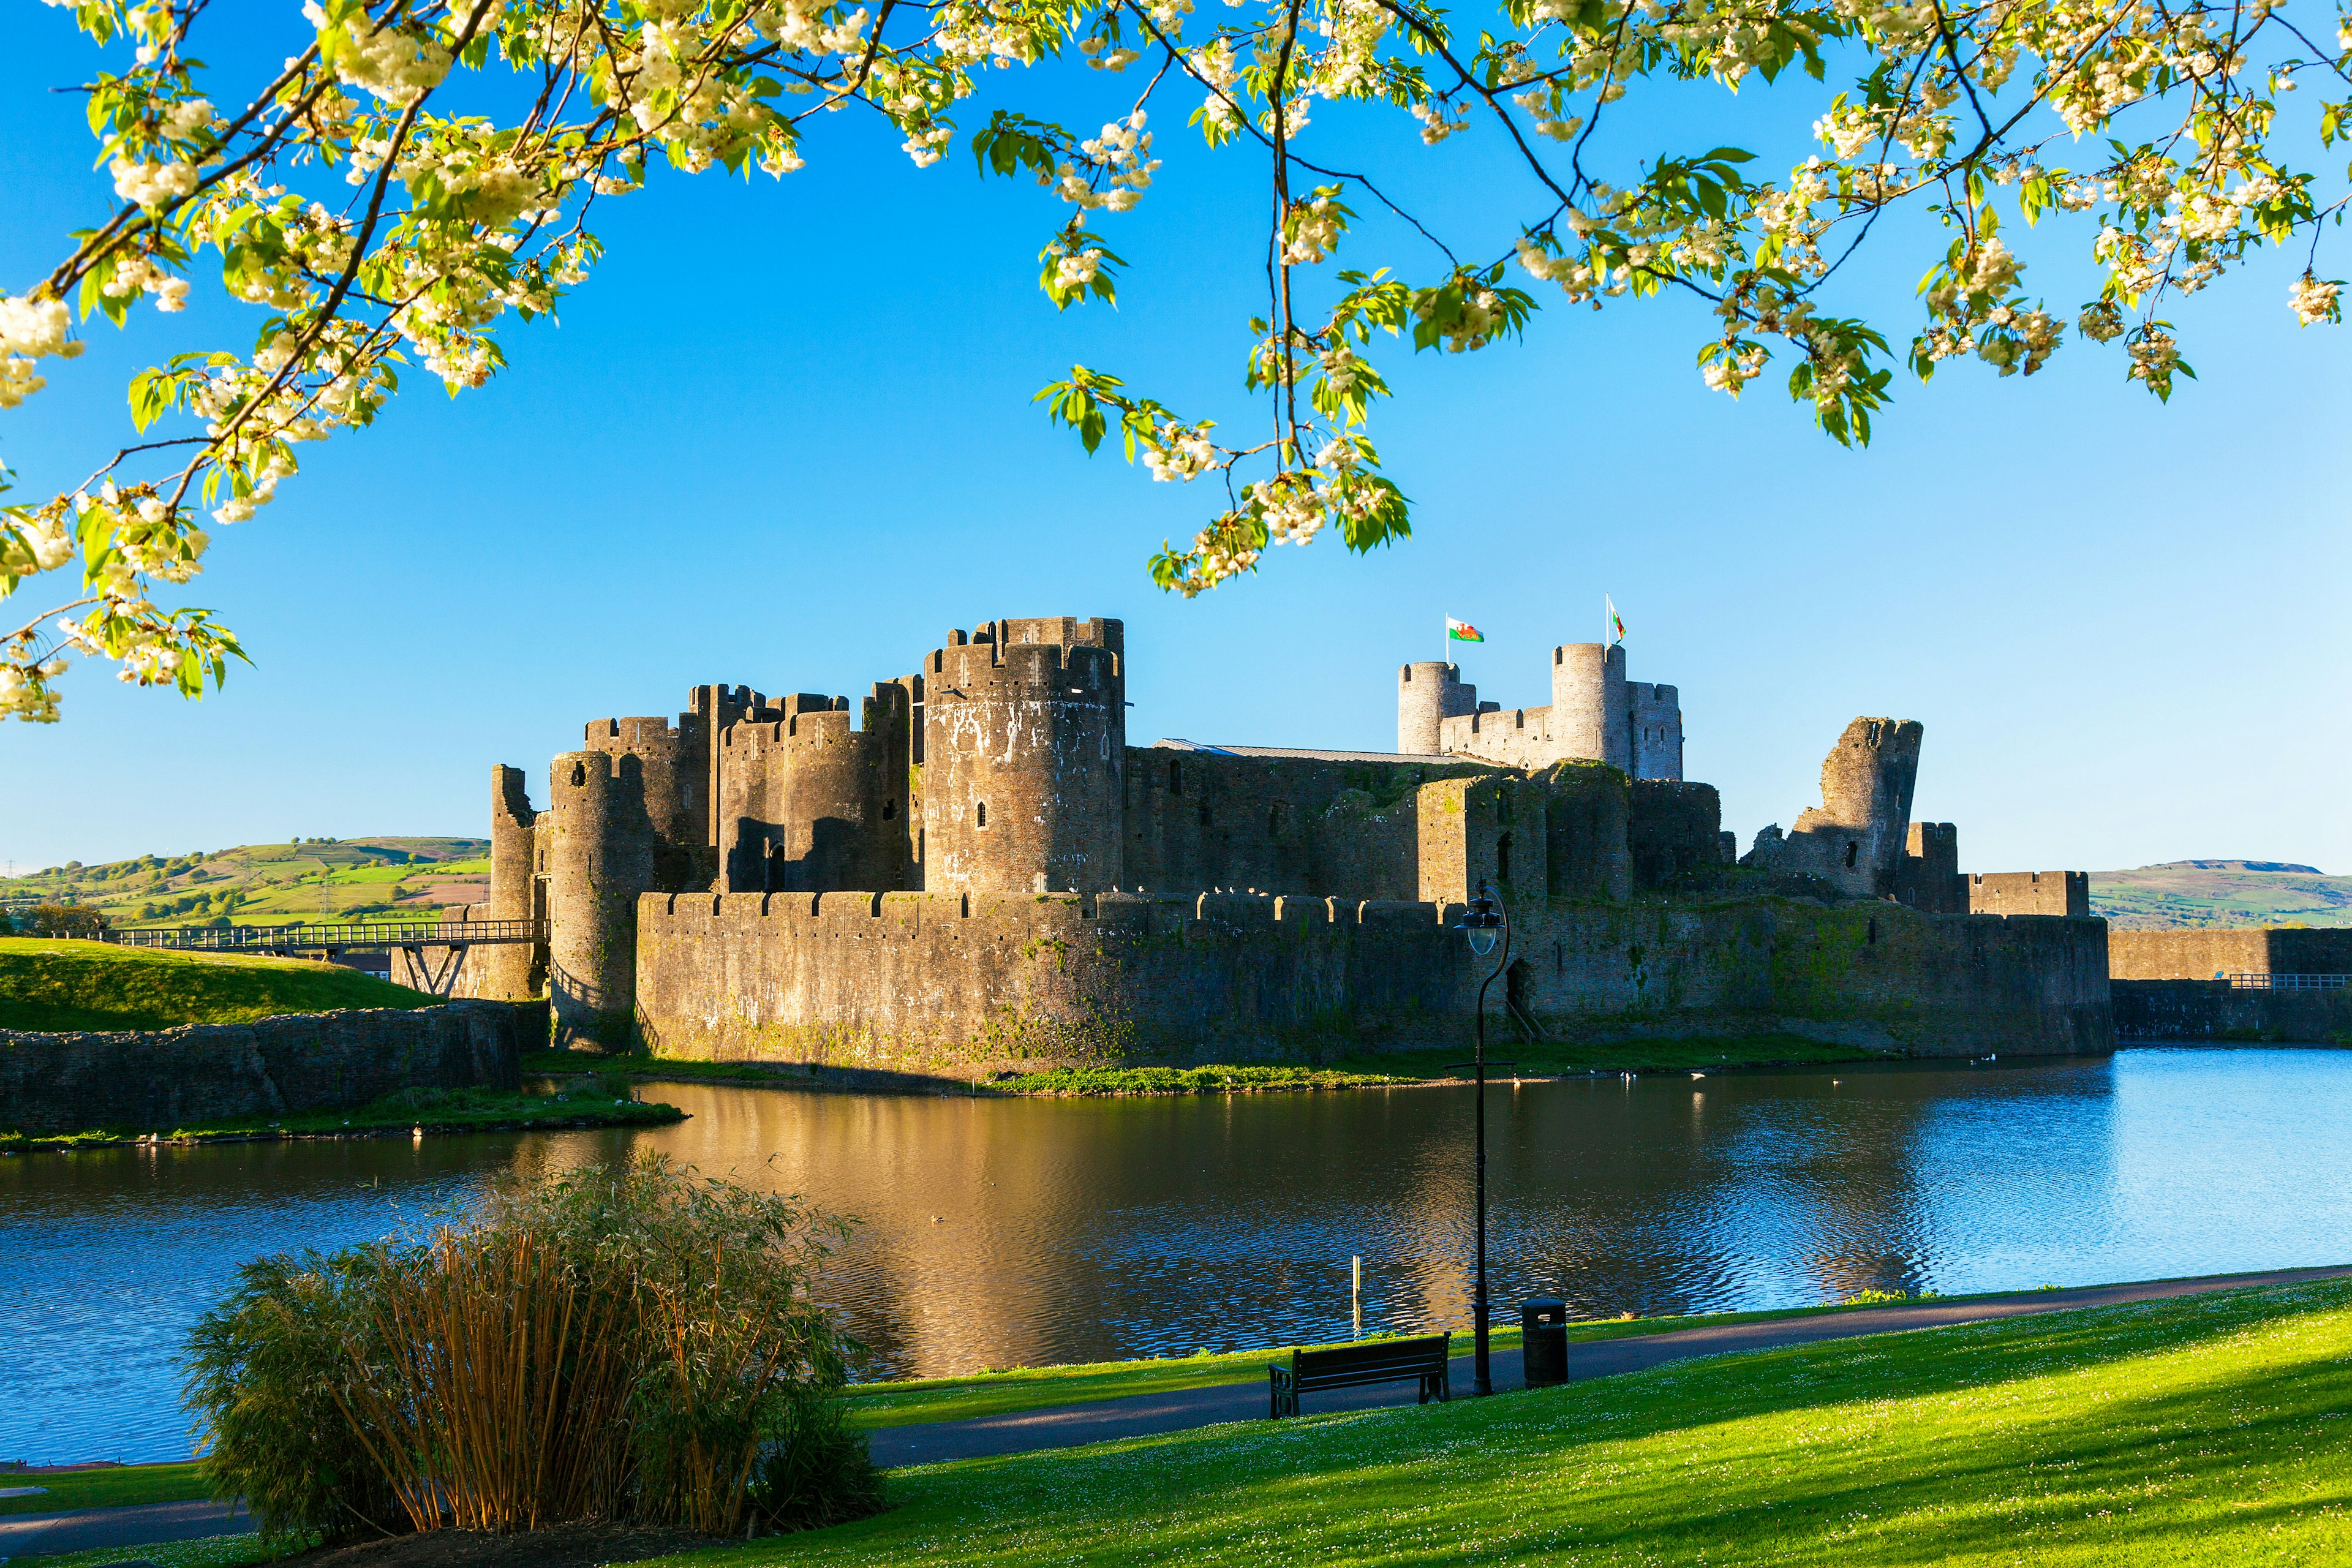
{"left": 2226, "top": 972, "right": 2350, "bottom": 992}
{"left": 96, "top": 919, "right": 546, "bottom": 952}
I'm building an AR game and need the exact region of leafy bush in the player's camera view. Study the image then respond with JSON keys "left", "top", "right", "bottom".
{"left": 27, "top": 903, "right": 108, "bottom": 936}
{"left": 183, "top": 1157, "right": 878, "bottom": 1542}
{"left": 184, "top": 1251, "right": 410, "bottom": 1545}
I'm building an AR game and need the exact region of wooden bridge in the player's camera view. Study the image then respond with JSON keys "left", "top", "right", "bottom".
{"left": 99, "top": 919, "right": 545, "bottom": 956}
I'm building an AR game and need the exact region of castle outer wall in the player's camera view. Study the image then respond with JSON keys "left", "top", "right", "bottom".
{"left": 633, "top": 891, "right": 2111, "bottom": 1076}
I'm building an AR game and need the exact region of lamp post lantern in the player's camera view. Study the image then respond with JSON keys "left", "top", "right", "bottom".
{"left": 1450, "top": 880, "right": 1512, "bottom": 1396}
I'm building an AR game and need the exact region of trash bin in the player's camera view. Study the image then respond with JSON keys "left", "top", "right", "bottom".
{"left": 1522, "top": 1297, "right": 1568, "bottom": 1387}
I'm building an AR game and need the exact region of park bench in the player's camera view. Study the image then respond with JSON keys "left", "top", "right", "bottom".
{"left": 1267, "top": 1332, "right": 1452, "bottom": 1418}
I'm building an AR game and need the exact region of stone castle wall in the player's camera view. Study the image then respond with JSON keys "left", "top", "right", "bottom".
{"left": 2112, "top": 979, "right": 2352, "bottom": 1042}
{"left": 0, "top": 1001, "right": 529, "bottom": 1133}
{"left": 633, "top": 889, "right": 2112, "bottom": 1076}
{"left": 2108, "top": 928, "right": 2352, "bottom": 979}
{"left": 1967, "top": 871, "right": 2089, "bottom": 918}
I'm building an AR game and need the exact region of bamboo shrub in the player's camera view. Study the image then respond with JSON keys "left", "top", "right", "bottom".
{"left": 184, "top": 1156, "right": 866, "bottom": 1542}
{"left": 332, "top": 1229, "right": 638, "bottom": 1532}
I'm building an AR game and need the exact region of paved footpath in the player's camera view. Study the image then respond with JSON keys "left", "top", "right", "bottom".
{"left": 10, "top": 1265, "right": 2348, "bottom": 1560}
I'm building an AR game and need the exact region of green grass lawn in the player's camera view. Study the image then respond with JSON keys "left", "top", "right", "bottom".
{"left": 0, "top": 1085, "right": 684, "bottom": 1150}
{"left": 736, "top": 1277, "right": 2352, "bottom": 1566}
{"left": 0, "top": 1461, "right": 212, "bottom": 1517}
{"left": 0, "top": 938, "right": 435, "bottom": 1031}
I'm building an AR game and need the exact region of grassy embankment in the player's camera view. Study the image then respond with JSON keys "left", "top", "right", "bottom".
{"left": 0, "top": 940, "right": 679, "bottom": 1148}
{"left": 0, "top": 938, "right": 437, "bottom": 1031}
{"left": 528, "top": 1032, "right": 1887, "bottom": 1096}
{"left": 21, "top": 1279, "right": 2352, "bottom": 1567}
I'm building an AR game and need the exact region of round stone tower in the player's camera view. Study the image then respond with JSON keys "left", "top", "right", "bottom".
{"left": 544, "top": 749, "right": 656, "bottom": 1049}
{"left": 922, "top": 617, "right": 1124, "bottom": 894}
{"left": 1551, "top": 643, "right": 1629, "bottom": 771}
{"left": 1396, "top": 661, "right": 1477, "bottom": 755}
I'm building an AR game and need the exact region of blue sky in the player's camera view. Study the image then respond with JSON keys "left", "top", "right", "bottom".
{"left": 4, "top": 11, "right": 2346, "bottom": 876}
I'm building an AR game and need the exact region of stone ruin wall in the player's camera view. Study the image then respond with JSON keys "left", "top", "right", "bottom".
{"left": 631, "top": 888, "right": 2113, "bottom": 1077}
{"left": 1967, "top": 872, "right": 2090, "bottom": 918}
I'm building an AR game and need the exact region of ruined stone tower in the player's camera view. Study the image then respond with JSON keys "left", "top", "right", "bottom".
{"left": 1746, "top": 717, "right": 1924, "bottom": 897}
{"left": 474, "top": 764, "right": 545, "bottom": 1000}
{"left": 1396, "top": 661, "right": 1478, "bottom": 755}
{"left": 543, "top": 749, "right": 658, "bottom": 1047}
{"left": 922, "top": 616, "right": 1125, "bottom": 894}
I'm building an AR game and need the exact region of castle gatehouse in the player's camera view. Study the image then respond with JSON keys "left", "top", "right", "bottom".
{"left": 405, "top": 616, "right": 2112, "bottom": 1072}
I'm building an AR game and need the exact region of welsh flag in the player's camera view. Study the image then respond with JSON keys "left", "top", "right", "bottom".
{"left": 1446, "top": 617, "right": 1484, "bottom": 643}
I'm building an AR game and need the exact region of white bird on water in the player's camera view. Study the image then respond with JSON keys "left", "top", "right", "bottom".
{"left": 1690, "top": 1071, "right": 1705, "bottom": 1080}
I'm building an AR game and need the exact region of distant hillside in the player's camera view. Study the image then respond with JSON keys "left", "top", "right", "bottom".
{"left": 2090, "top": 862, "right": 2352, "bottom": 930}
{"left": 0, "top": 837, "right": 489, "bottom": 930}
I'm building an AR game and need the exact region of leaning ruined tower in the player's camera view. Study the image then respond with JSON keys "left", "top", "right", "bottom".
{"left": 921, "top": 617, "right": 1125, "bottom": 894}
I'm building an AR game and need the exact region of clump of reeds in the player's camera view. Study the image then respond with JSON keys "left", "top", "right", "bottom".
{"left": 184, "top": 1156, "right": 877, "bottom": 1544}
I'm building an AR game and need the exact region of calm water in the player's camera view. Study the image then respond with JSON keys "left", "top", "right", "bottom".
{"left": 6, "top": 1047, "right": 2351, "bottom": 1465}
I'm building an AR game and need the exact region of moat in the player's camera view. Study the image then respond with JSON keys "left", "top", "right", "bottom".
{"left": 7, "top": 1046, "right": 2352, "bottom": 1466}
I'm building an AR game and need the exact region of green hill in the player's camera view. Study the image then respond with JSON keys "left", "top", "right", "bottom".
{"left": 2090, "top": 861, "right": 2352, "bottom": 929}
{"left": 0, "top": 938, "right": 438, "bottom": 1030}
{"left": 0, "top": 837, "right": 488, "bottom": 931}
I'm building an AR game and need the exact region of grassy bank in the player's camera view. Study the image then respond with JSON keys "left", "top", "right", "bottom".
{"left": 769, "top": 1278, "right": 2352, "bottom": 1566}
{"left": 1, "top": 1085, "right": 683, "bottom": 1152}
{"left": 527, "top": 1032, "right": 1893, "bottom": 1099}
{"left": 0, "top": 1461, "right": 211, "bottom": 1517}
{"left": 0, "top": 938, "right": 435, "bottom": 1031}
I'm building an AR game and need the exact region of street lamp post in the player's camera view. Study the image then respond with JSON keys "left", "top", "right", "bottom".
{"left": 1450, "top": 880, "right": 1512, "bottom": 1396}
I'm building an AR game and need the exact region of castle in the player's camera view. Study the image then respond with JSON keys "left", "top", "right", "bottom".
{"left": 406, "top": 616, "right": 2112, "bottom": 1069}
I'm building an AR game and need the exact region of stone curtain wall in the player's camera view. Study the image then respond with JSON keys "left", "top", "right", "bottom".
{"left": 1967, "top": 872, "right": 2090, "bottom": 918}
{"left": 2109, "top": 928, "right": 2352, "bottom": 979}
{"left": 2112, "top": 979, "right": 2352, "bottom": 1042}
{"left": 1123, "top": 752, "right": 1491, "bottom": 903}
{"left": 0, "top": 1001, "right": 530, "bottom": 1133}
{"left": 633, "top": 891, "right": 2113, "bottom": 1075}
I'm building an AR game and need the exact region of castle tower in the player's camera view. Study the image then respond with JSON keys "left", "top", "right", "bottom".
{"left": 543, "top": 749, "right": 657, "bottom": 1049}
{"left": 1396, "top": 662, "right": 1477, "bottom": 755}
{"left": 689, "top": 684, "right": 778, "bottom": 853}
{"left": 1552, "top": 643, "right": 1629, "bottom": 771}
{"left": 473, "top": 764, "right": 545, "bottom": 1001}
{"left": 585, "top": 715, "right": 702, "bottom": 848}
{"left": 1627, "top": 682, "right": 1684, "bottom": 782}
{"left": 923, "top": 616, "right": 1125, "bottom": 894}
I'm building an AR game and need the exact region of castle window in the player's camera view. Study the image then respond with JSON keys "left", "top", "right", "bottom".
{"left": 1268, "top": 803, "right": 1287, "bottom": 839}
{"left": 883, "top": 801, "right": 897, "bottom": 821}
{"left": 1197, "top": 800, "right": 1213, "bottom": 829}
{"left": 1496, "top": 786, "right": 1514, "bottom": 824}
{"left": 1868, "top": 918, "right": 1879, "bottom": 945}
{"left": 570, "top": 762, "right": 586, "bottom": 786}
{"left": 1844, "top": 841, "right": 1859, "bottom": 868}
{"left": 976, "top": 802, "right": 987, "bottom": 828}
{"left": 1496, "top": 834, "right": 1513, "bottom": 884}
{"left": 1168, "top": 759, "right": 1183, "bottom": 796}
